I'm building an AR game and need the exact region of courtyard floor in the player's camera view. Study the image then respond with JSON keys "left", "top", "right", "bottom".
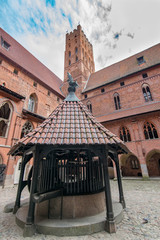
{"left": 0, "top": 180, "right": 160, "bottom": 240}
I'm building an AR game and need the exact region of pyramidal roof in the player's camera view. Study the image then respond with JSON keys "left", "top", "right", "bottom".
{"left": 9, "top": 100, "right": 128, "bottom": 155}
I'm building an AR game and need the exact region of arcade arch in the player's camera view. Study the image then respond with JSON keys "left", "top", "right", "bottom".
{"left": 146, "top": 149, "right": 160, "bottom": 176}
{"left": 120, "top": 153, "right": 142, "bottom": 177}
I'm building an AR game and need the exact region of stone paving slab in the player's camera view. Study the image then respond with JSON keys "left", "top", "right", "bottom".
{"left": 0, "top": 180, "right": 160, "bottom": 240}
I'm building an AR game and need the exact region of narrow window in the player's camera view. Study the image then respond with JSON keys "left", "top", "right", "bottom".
{"left": 69, "top": 60, "right": 71, "bottom": 66}
{"left": 142, "top": 84, "right": 153, "bottom": 102}
{"left": 114, "top": 93, "right": 121, "bottom": 110}
{"left": 87, "top": 101, "right": 92, "bottom": 113}
{"left": 75, "top": 47, "right": 78, "bottom": 54}
{"left": 137, "top": 56, "right": 145, "bottom": 65}
{"left": 28, "top": 94, "right": 37, "bottom": 113}
{"left": 84, "top": 94, "right": 87, "bottom": 99}
{"left": 1, "top": 37, "right": 10, "bottom": 50}
{"left": 130, "top": 159, "right": 139, "bottom": 169}
{"left": 76, "top": 56, "right": 78, "bottom": 62}
{"left": 57, "top": 97, "right": 60, "bottom": 102}
{"left": 21, "top": 121, "right": 33, "bottom": 138}
{"left": 48, "top": 91, "right": 50, "bottom": 96}
{"left": 69, "top": 51, "right": 71, "bottom": 57}
{"left": 120, "top": 81, "right": 125, "bottom": 86}
{"left": 143, "top": 122, "right": 158, "bottom": 140}
{"left": 119, "top": 126, "right": 131, "bottom": 142}
{"left": 101, "top": 88, "right": 105, "bottom": 93}
{"left": 142, "top": 73, "right": 148, "bottom": 78}
{"left": 33, "top": 81, "right": 37, "bottom": 87}
{"left": 13, "top": 69, "right": 18, "bottom": 75}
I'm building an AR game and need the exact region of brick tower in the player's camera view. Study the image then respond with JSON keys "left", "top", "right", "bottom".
{"left": 62, "top": 25, "right": 95, "bottom": 99}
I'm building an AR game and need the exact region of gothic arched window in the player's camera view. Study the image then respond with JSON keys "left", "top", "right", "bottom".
{"left": 87, "top": 101, "right": 92, "bottom": 113}
{"left": 21, "top": 121, "right": 33, "bottom": 138}
{"left": 142, "top": 84, "right": 153, "bottom": 102}
{"left": 0, "top": 102, "right": 12, "bottom": 137}
{"left": 28, "top": 94, "right": 38, "bottom": 113}
{"left": 144, "top": 122, "right": 158, "bottom": 139}
{"left": 119, "top": 126, "right": 131, "bottom": 142}
{"left": 114, "top": 93, "right": 121, "bottom": 110}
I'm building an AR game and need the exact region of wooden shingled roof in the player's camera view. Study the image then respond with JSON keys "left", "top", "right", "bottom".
{"left": 9, "top": 100, "right": 129, "bottom": 155}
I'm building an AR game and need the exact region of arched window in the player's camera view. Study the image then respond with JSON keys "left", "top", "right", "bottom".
{"left": 142, "top": 84, "right": 153, "bottom": 102}
{"left": 0, "top": 102, "right": 12, "bottom": 137}
{"left": 144, "top": 122, "right": 158, "bottom": 139}
{"left": 75, "top": 47, "right": 78, "bottom": 54}
{"left": 28, "top": 94, "right": 37, "bottom": 113}
{"left": 69, "top": 60, "right": 71, "bottom": 66}
{"left": 114, "top": 93, "right": 121, "bottom": 110}
{"left": 119, "top": 126, "right": 131, "bottom": 142}
{"left": 76, "top": 56, "right": 78, "bottom": 62}
{"left": 69, "top": 51, "right": 71, "bottom": 57}
{"left": 87, "top": 101, "right": 92, "bottom": 113}
{"left": 21, "top": 121, "right": 33, "bottom": 138}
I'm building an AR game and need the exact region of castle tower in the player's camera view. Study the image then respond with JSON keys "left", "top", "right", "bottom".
{"left": 62, "top": 25, "right": 95, "bottom": 99}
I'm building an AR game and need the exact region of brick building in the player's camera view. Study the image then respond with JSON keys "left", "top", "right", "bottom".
{"left": 1, "top": 24, "right": 160, "bottom": 185}
{"left": 0, "top": 28, "right": 64, "bottom": 185}
{"left": 64, "top": 25, "right": 160, "bottom": 178}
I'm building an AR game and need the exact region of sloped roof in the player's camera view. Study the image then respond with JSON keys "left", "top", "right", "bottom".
{"left": 9, "top": 100, "right": 128, "bottom": 155}
{"left": 83, "top": 43, "right": 160, "bottom": 92}
{"left": 0, "top": 28, "right": 64, "bottom": 98}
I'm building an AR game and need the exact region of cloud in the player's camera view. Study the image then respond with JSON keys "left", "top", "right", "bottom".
{"left": 0, "top": 0, "right": 160, "bottom": 80}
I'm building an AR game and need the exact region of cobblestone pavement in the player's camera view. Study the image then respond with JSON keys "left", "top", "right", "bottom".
{"left": 0, "top": 180, "right": 160, "bottom": 240}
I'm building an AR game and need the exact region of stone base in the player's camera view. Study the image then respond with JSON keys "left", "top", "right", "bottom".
{"left": 15, "top": 202, "right": 123, "bottom": 236}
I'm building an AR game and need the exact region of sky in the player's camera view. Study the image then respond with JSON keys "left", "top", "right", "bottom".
{"left": 0, "top": 0, "right": 160, "bottom": 80}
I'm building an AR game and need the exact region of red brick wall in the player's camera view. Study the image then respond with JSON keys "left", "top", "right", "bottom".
{"left": 0, "top": 57, "right": 63, "bottom": 181}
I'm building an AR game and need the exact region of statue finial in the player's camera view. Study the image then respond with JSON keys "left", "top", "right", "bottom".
{"left": 64, "top": 73, "right": 79, "bottom": 101}
{"left": 67, "top": 72, "right": 79, "bottom": 93}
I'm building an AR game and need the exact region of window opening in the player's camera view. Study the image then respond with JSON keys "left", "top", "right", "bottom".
{"left": 1, "top": 37, "right": 10, "bottom": 50}
{"left": 76, "top": 56, "right": 78, "bottom": 62}
{"left": 0, "top": 102, "right": 12, "bottom": 137}
{"left": 13, "top": 69, "right": 18, "bottom": 75}
{"left": 131, "top": 159, "right": 139, "bottom": 169}
{"left": 119, "top": 126, "right": 131, "bottom": 142}
{"left": 69, "top": 60, "right": 71, "bottom": 66}
{"left": 48, "top": 91, "right": 50, "bottom": 96}
{"left": 33, "top": 81, "right": 37, "bottom": 87}
{"left": 69, "top": 51, "right": 71, "bottom": 57}
{"left": 84, "top": 94, "right": 87, "bottom": 99}
{"left": 144, "top": 122, "right": 158, "bottom": 139}
{"left": 142, "top": 73, "right": 148, "bottom": 78}
{"left": 28, "top": 94, "right": 37, "bottom": 113}
{"left": 120, "top": 81, "right": 125, "bottom": 86}
{"left": 101, "top": 88, "right": 105, "bottom": 93}
{"left": 21, "top": 121, "right": 33, "bottom": 138}
{"left": 114, "top": 93, "right": 121, "bottom": 110}
{"left": 137, "top": 56, "right": 145, "bottom": 65}
{"left": 87, "top": 102, "right": 92, "bottom": 113}
{"left": 75, "top": 47, "right": 78, "bottom": 54}
{"left": 142, "top": 84, "right": 152, "bottom": 102}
